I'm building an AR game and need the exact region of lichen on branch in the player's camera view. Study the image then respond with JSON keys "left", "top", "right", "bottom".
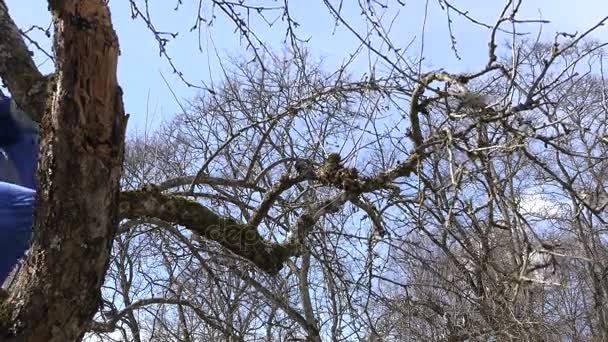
{"left": 119, "top": 188, "right": 293, "bottom": 274}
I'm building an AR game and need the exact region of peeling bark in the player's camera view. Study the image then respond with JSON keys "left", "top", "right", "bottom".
{"left": 0, "top": 1, "right": 127, "bottom": 341}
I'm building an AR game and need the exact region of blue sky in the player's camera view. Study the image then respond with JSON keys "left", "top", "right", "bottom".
{"left": 4, "top": 0, "right": 607, "bottom": 134}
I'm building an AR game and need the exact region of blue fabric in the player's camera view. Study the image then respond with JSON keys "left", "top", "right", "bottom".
{"left": 0, "top": 97, "right": 21, "bottom": 147}
{"left": 0, "top": 96, "right": 37, "bottom": 189}
{"left": 0, "top": 96, "right": 37, "bottom": 284}
{"left": 0, "top": 154, "right": 19, "bottom": 185}
{"left": 1, "top": 129, "right": 37, "bottom": 189}
{"left": 0, "top": 182, "right": 34, "bottom": 282}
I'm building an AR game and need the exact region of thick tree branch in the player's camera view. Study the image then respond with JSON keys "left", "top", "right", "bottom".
{"left": 247, "top": 173, "right": 307, "bottom": 228}
{"left": 119, "top": 188, "right": 293, "bottom": 274}
{"left": 132, "top": 151, "right": 425, "bottom": 273}
{"left": 0, "top": 0, "right": 49, "bottom": 121}
{"left": 158, "top": 175, "right": 265, "bottom": 192}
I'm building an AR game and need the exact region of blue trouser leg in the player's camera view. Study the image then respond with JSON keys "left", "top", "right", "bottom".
{"left": 0, "top": 98, "right": 38, "bottom": 190}
{"left": 0, "top": 182, "right": 35, "bottom": 283}
{"left": 0, "top": 96, "right": 38, "bottom": 284}
{"left": 1, "top": 130, "right": 37, "bottom": 189}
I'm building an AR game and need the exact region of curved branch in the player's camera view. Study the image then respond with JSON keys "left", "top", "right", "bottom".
{"left": 158, "top": 175, "right": 265, "bottom": 192}
{"left": 90, "top": 297, "right": 238, "bottom": 339}
{"left": 247, "top": 173, "right": 307, "bottom": 228}
{"left": 119, "top": 189, "right": 294, "bottom": 274}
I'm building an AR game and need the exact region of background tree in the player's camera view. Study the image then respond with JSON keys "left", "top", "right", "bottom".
{"left": 0, "top": 0, "right": 607, "bottom": 341}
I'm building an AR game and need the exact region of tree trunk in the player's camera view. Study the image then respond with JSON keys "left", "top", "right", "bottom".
{"left": 0, "top": 1, "right": 127, "bottom": 341}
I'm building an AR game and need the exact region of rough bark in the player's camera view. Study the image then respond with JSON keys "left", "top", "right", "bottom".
{"left": 0, "top": 1, "right": 127, "bottom": 341}
{"left": 0, "top": 1, "right": 49, "bottom": 121}
{"left": 120, "top": 188, "right": 292, "bottom": 274}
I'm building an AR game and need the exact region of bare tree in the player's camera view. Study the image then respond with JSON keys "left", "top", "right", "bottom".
{"left": 1, "top": 0, "right": 608, "bottom": 341}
